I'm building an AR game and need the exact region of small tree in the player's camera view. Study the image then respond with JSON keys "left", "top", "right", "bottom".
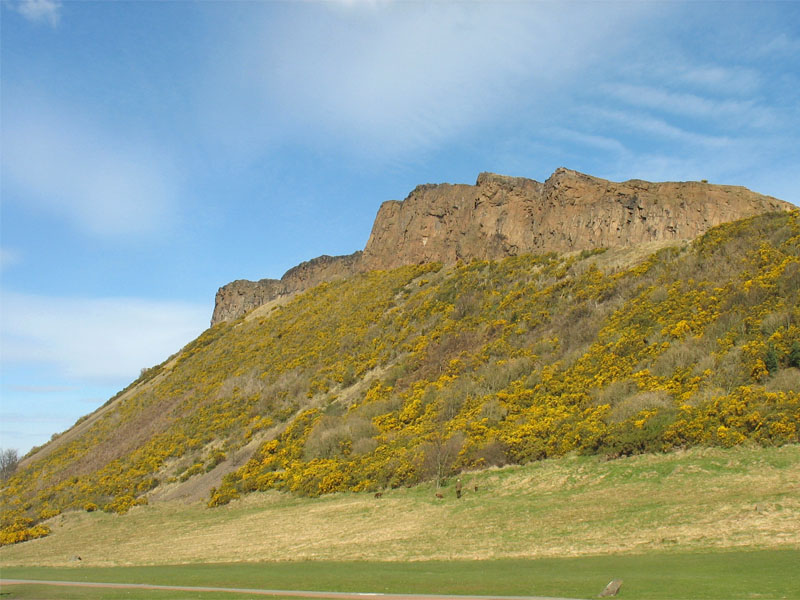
{"left": 764, "top": 345, "right": 780, "bottom": 374}
{"left": 788, "top": 341, "right": 800, "bottom": 369}
{"left": 0, "top": 448, "right": 19, "bottom": 481}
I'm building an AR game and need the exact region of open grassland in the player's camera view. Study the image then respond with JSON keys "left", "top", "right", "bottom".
{"left": 2, "top": 549, "right": 799, "bottom": 599}
{"left": 1, "top": 445, "right": 798, "bottom": 568}
{"left": 0, "top": 584, "right": 263, "bottom": 600}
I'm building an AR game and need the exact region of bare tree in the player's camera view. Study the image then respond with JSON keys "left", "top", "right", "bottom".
{"left": 422, "top": 432, "right": 465, "bottom": 489}
{"left": 0, "top": 448, "right": 19, "bottom": 481}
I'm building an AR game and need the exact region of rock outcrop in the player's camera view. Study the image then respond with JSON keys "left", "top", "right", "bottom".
{"left": 361, "top": 168, "right": 792, "bottom": 270}
{"left": 212, "top": 168, "right": 793, "bottom": 324}
{"left": 211, "top": 253, "right": 362, "bottom": 325}
{"left": 212, "top": 279, "right": 286, "bottom": 326}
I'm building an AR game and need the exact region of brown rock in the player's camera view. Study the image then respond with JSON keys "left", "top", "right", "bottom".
{"left": 211, "top": 252, "right": 361, "bottom": 326}
{"left": 211, "top": 169, "right": 793, "bottom": 324}
{"left": 281, "top": 252, "right": 363, "bottom": 294}
{"left": 211, "top": 278, "right": 286, "bottom": 325}
{"left": 361, "top": 168, "right": 792, "bottom": 270}
{"left": 599, "top": 579, "right": 623, "bottom": 597}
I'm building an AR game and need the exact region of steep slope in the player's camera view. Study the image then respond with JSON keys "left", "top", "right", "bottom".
{"left": 2, "top": 210, "right": 798, "bottom": 545}
{"left": 212, "top": 169, "right": 793, "bottom": 325}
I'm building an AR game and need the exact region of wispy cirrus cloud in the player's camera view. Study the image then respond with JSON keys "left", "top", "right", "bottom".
{"left": 4, "top": 384, "right": 78, "bottom": 394}
{"left": 8, "top": 0, "right": 61, "bottom": 27}
{"left": 600, "top": 83, "right": 775, "bottom": 129}
{"left": 0, "top": 292, "right": 206, "bottom": 453}
{"left": 587, "top": 108, "right": 735, "bottom": 149}
{"left": 0, "top": 248, "right": 22, "bottom": 271}
{"left": 754, "top": 33, "right": 800, "bottom": 59}
{"left": 202, "top": 2, "right": 659, "bottom": 162}
{"left": 672, "top": 64, "right": 762, "bottom": 95}
{"left": 0, "top": 292, "right": 208, "bottom": 382}
{"left": 544, "top": 127, "right": 628, "bottom": 155}
{"left": 1, "top": 93, "right": 179, "bottom": 238}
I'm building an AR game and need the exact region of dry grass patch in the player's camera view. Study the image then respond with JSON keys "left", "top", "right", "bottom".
{"left": 2, "top": 445, "right": 798, "bottom": 567}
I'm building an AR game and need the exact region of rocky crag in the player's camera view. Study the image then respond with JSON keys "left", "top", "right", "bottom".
{"left": 212, "top": 168, "right": 793, "bottom": 325}
{"left": 212, "top": 253, "right": 362, "bottom": 324}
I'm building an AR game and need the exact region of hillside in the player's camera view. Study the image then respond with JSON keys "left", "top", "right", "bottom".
{"left": 212, "top": 168, "right": 793, "bottom": 324}
{"left": 2, "top": 445, "right": 798, "bottom": 566}
{"left": 1, "top": 209, "right": 799, "bottom": 546}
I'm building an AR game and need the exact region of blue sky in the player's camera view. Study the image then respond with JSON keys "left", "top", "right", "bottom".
{"left": 1, "top": 0, "right": 798, "bottom": 455}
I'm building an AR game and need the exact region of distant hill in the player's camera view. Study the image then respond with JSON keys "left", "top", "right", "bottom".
{"left": 1, "top": 174, "right": 798, "bottom": 546}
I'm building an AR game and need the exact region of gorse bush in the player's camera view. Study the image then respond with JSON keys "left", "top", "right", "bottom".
{"left": 2, "top": 211, "right": 799, "bottom": 542}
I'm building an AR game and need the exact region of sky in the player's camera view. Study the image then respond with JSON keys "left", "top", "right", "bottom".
{"left": 1, "top": 0, "right": 799, "bottom": 455}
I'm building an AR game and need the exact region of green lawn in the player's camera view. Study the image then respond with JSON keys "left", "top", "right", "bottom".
{"left": 2, "top": 548, "right": 799, "bottom": 599}
{"left": 0, "top": 584, "right": 268, "bottom": 599}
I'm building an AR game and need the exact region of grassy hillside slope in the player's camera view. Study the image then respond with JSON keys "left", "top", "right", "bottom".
{"left": 1, "top": 211, "right": 799, "bottom": 545}
{"left": 1, "top": 444, "right": 798, "bottom": 566}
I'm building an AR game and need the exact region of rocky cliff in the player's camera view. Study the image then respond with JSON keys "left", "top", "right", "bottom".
{"left": 212, "top": 253, "right": 362, "bottom": 325}
{"left": 212, "top": 168, "right": 793, "bottom": 325}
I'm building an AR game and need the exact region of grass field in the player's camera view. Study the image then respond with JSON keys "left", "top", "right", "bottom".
{"left": 1, "top": 445, "right": 798, "bottom": 598}
{"left": 0, "top": 584, "right": 259, "bottom": 599}
{"left": 2, "top": 445, "right": 798, "bottom": 567}
{"left": 2, "top": 549, "right": 799, "bottom": 599}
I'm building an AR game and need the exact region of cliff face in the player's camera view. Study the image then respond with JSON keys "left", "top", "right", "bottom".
{"left": 212, "top": 168, "right": 793, "bottom": 324}
{"left": 212, "top": 279, "right": 286, "bottom": 325}
{"left": 361, "top": 168, "right": 792, "bottom": 270}
{"left": 211, "top": 253, "right": 362, "bottom": 325}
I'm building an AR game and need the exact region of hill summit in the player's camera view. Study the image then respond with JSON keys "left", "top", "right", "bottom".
{"left": 212, "top": 168, "right": 792, "bottom": 324}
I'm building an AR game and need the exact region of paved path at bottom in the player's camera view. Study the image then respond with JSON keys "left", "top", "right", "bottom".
{"left": 0, "top": 579, "right": 589, "bottom": 600}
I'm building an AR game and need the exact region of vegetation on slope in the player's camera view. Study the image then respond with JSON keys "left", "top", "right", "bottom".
{"left": 1, "top": 211, "right": 799, "bottom": 544}
{"left": 2, "top": 445, "right": 798, "bottom": 566}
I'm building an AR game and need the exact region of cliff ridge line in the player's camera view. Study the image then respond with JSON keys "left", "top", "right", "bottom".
{"left": 211, "top": 168, "right": 793, "bottom": 325}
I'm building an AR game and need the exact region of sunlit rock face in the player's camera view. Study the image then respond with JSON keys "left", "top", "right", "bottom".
{"left": 362, "top": 168, "right": 792, "bottom": 269}
{"left": 212, "top": 168, "right": 793, "bottom": 324}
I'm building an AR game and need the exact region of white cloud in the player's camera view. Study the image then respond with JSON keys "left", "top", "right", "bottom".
{"left": 600, "top": 83, "right": 775, "bottom": 129}
{"left": 328, "top": 0, "right": 391, "bottom": 7}
{"left": 13, "top": 0, "right": 61, "bottom": 26}
{"left": 544, "top": 127, "right": 628, "bottom": 155}
{"left": 0, "top": 292, "right": 208, "bottom": 382}
{"left": 673, "top": 64, "right": 762, "bottom": 96}
{"left": 605, "top": 153, "right": 719, "bottom": 185}
{"left": 1, "top": 94, "right": 178, "bottom": 238}
{"left": 754, "top": 33, "right": 800, "bottom": 59}
{"left": 0, "top": 248, "right": 21, "bottom": 271}
{"left": 589, "top": 108, "right": 734, "bottom": 149}
{"left": 204, "top": 3, "right": 657, "bottom": 161}
{"left": 4, "top": 384, "right": 78, "bottom": 393}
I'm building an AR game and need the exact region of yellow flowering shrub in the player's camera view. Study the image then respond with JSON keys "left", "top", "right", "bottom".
{"left": 2, "top": 211, "right": 798, "bottom": 536}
